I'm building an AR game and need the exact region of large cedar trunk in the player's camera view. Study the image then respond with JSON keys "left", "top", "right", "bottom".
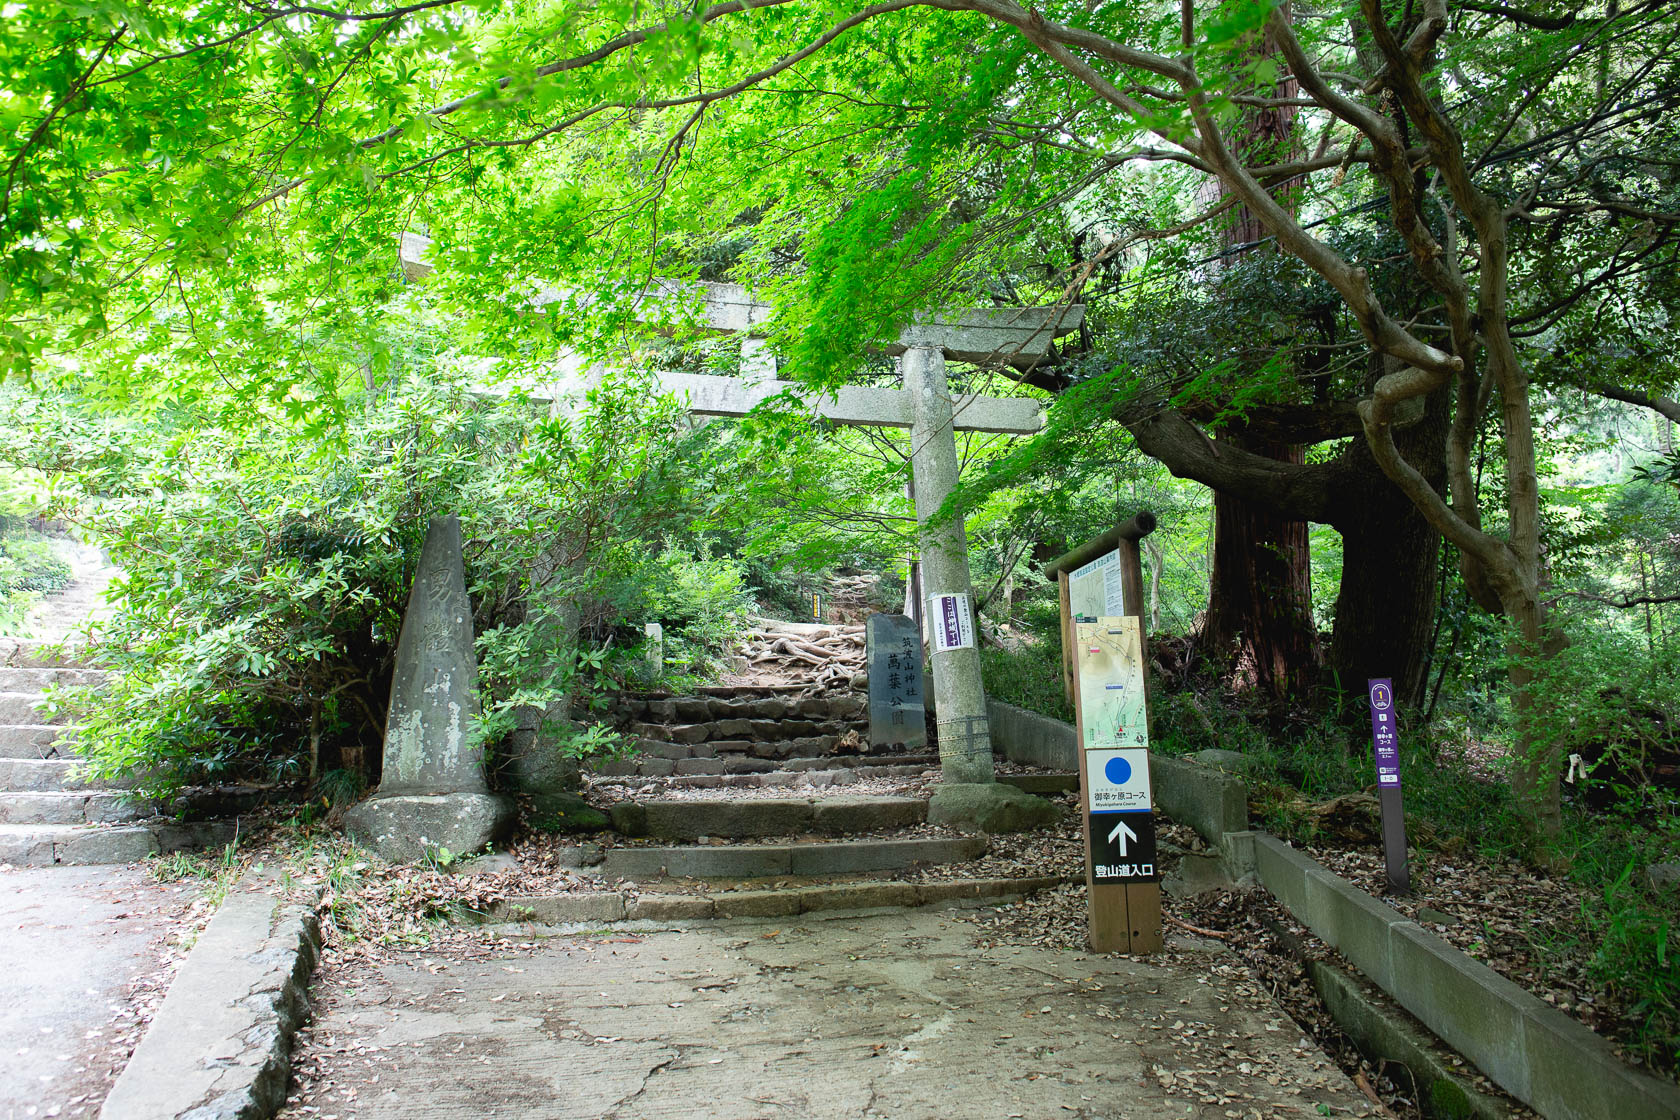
{"left": 1198, "top": 9, "right": 1320, "bottom": 701}
{"left": 1202, "top": 431, "right": 1320, "bottom": 698}
{"left": 1325, "top": 380, "right": 1451, "bottom": 708}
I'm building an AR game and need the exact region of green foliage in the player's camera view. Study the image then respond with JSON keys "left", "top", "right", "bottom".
{"left": 0, "top": 466, "right": 71, "bottom": 632}
{"left": 0, "top": 533, "right": 70, "bottom": 632}
{"left": 6, "top": 353, "right": 745, "bottom": 799}
{"left": 980, "top": 640, "right": 1072, "bottom": 724}
{"left": 1516, "top": 621, "right": 1680, "bottom": 808}
{"left": 1556, "top": 815, "right": 1680, "bottom": 1075}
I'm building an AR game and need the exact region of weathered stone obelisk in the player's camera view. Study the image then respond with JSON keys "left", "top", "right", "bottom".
{"left": 346, "top": 516, "right": 513, "bottom": 862}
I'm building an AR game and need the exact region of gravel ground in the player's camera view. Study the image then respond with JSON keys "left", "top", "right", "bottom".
{"left": 1302, "top": 842, "right": 1663, "bottom": 1076}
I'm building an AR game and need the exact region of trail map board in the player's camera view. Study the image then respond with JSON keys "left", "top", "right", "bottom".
{"left": 1075, "top": 618, "right": 1150, "bottom": 749}
{"left": 1069, "top": 610, "right": 1163, "bottom": 952}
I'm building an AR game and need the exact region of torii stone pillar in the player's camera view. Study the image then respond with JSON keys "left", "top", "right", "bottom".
{"left": 904, "top": 345, "right": 992, "bottom": 784}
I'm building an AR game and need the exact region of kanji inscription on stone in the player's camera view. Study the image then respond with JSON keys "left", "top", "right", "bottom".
{"left": 867, "top": 613, "right": 927, "bottom": 751}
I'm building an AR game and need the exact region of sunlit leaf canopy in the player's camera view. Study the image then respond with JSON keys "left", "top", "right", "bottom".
{"left": 2, "top": 0, "right": 1676, "bottom": 424}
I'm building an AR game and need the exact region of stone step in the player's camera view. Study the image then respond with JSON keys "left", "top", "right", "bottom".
{"left": 0, "top": 757, "right": 109, "bottom": 792}
{"left": 694, "top": 685, "right": 809, "bottom": 697}
{"left": 621, "top": 695, "right": 867, "bottom": 723}
{"left": 602, "top": 835, "right": 987, "bottom": 881}
{"left": 0, "top": 790, "right": 148, "bottom": 825}
{"left": 0, "top": 692, "right": 59, "bottom": 725}
{"left": 591, "top": 759, "right": 939, "bottom": 791}
{"left": 615, "top": 735, "right": 858, "bottom": 767}
{"left": 0, "top": 821, "right": 236, "bottom": 867}
{"left": 469, "top": 875, "right": 1075, "bottom": 924}
{"left": 0, "top": 666, "right": 104, "bottom": 691}
{"left": 626, "top": 719, "right": 858, "bottom": 745}
{"left": 591, "top": 748, "right": 934, "bottom": 780}
{"left": 610, "top": 795, "right": 927, "bottom": 841}
{"left": 999, "top": 773, "right": 1079, "bottom": 795}
{"left": 0, "top": 725, "right": 69, "bottom": 758}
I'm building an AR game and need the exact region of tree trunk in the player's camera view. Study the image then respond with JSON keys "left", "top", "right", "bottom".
{"left": 1329, "top": 492, "right": 1439, "bottom": 708}
{"left": 1197, "top": 7, "right": 1319, "bottom": 701}
{"left": 1202, "top": 431, "right": 1320, "bottom": 698}
{"left": 1326, "top": 380, "right": 1451, "bottom": 707}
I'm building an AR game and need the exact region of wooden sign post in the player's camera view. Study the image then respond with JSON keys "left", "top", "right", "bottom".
{"left": 1045, "top": 512, "right": 1163, "bottom": 955}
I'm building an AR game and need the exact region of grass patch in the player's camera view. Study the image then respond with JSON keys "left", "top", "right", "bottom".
{"left": 980, "top": 637, "right": 1072, "bottom": 724}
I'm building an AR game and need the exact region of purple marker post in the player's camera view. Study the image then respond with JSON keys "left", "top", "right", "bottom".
{"left": 1367, "top": 678, "right": 1410, "bottom": 894}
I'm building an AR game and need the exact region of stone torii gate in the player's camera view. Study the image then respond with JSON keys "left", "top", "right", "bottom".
{"left": 399, "top": 234, "right": 1081, "bottom": 799}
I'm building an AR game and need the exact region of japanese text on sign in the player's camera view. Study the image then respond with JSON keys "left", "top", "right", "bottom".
{"left": 928, "top": 593, "right": 975, "bottom": 652}
{"left": 1367, "top": 678, "right": 1401, "bottom": 788}
{"left": 1089, "top": 811, "right": 1157, "bottom": 883}
{"left": 1068, "top": 548, "right": 1128, "bottom": 622}
{"left": 1085, "top": 748, "right": 1153, "bottom": 812}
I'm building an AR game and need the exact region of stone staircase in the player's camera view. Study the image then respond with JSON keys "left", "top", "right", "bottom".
{"left": 0, "top": 659, "right": 233, "bottom": 866}
{"left": 482, "top": 681, "right": 1084, "bottom": 924}
{"left": 596, "top": 684, "right": 936, "bottom": 782}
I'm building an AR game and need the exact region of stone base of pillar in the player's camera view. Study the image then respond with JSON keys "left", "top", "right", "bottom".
{"left": 345, "top": 792, "right": 514, "bottom": 864}
{"left": 927, "top": 782, "right": 1059, "bottom": 834}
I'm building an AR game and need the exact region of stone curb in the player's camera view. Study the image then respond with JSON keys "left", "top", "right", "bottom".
{"left": 1306, "top": 958, "right": 1510, "bottom": 1120}
{"left": 100, "top": 877, "right": 320, "bottom": 1120}
{"left": 465, "top": 875, "right": 1076, "bottom": 925}
{"left": 601, "top": 835, "right": 987, "bottom": 880}
{"left": 1248, "top": 833, "right": 1680, "bottom": 1120}
{"left": 609, "top": 795, "right": 927, "bottom": 841}
{"left": 984, "top": 701, "right": 1680, "bottom": 1118}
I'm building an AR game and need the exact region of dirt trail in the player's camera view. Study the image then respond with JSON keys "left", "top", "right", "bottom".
{"left": 8, "top": 534, "right": 120, "bottom": 652}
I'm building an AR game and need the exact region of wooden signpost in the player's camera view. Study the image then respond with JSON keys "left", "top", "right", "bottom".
{"left": 1044, "top": 512, "right": 1163, "bottom": 955}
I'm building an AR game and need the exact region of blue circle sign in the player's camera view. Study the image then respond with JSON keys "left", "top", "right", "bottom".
{"left": 1105, "top": 756, "right": 1132, "bottom": 786}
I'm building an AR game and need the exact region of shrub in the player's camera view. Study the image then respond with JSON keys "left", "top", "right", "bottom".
{"left": 9, "top": 369, "right": 740, "bottom": 800}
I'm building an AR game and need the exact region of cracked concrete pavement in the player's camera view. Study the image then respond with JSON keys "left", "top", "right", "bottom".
{"left": 0, "top": 865, "right": 181, "bottom": 1120}
{"left": 282, "top": 907, "right": 1373, "bottom": 1119}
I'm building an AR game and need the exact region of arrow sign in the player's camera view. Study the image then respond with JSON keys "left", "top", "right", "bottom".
{"left": 1108, "top": 817, "right": 1138, "bottom": 854}
{"left": 1089, "top": 811, "right": 1156, "bottom": 883}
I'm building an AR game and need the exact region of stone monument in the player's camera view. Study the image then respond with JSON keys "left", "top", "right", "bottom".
{"left": 345, "top": 516, "right": 513, "bottom": 862}
{"left": 866, "top": 613, "right": 927, "bottom": 751}
{"left": 643, "top": 621, "right": 664, "bottom": 680}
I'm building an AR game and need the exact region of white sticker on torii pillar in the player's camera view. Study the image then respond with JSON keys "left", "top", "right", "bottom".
{"left": 928, "top": 593, "right": 975, "bottom": 652}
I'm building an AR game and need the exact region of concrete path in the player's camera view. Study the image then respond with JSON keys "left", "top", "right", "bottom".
{"left": 0, "top": 866, "right": 181, "bottom": 1119}
{"left": 284, "top": 909, "right": 1371, "bottom": 1120}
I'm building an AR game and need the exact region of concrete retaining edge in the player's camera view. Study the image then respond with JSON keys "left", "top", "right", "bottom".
{"left": 100, "top": 876, "right": 320, "bottom": 1120}
{"left": 1307, "top": 957, "right": 1510, "bottom": 1120}
{"left": 1240, "top": 832, "right": 1680, "bottom": 1120}
{"left": 465, "top": 875, "right": 1076, "bottom": 925}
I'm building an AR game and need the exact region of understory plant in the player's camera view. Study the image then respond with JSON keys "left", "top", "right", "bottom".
{"left": 7, "top": 367, "right": 745, "bottom": 800}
